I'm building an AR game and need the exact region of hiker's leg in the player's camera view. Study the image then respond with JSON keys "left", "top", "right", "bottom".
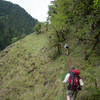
{"left": 71, "top": 95, "right": 74, "bottom": 100}
{"left": 71, "top": 91, "right": 78, "bottom": 100}
{"left": 74, "top": 91, "right": 78, "bottom": 100}
{"left": 66, "top": 49, "right": 69, "bottom": 55}
{"left": 67, "top": 90, "right": 72, "bottom": 100}
{"left": 71, "top": 92, "right": 74, "bottom": 100}
{"left": 67, "top": 96, "right": 70, "bottom": 100}
{"left": 70, "top": 91, "right": 74, "bottom": 100}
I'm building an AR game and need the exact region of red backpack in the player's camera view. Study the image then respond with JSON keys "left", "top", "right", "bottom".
{"left": 68, "top": 69, "right": 81, "bottom": 91}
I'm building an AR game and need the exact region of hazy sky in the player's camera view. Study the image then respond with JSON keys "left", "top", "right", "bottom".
{"left": 5, "top": 0, "right": 53, "bottom": 22}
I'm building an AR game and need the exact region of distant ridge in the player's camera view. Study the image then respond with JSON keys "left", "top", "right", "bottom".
{"left": 0, "top": 0, "right": 38, "bottom": 50}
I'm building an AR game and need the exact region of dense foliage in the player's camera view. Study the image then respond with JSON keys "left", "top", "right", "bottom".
{"left": 33, "top": 22, "right": 43, "bottom": 34}
{"left": 48, "top": 0, "right": 100, "bottom": 99}
{"left": 34, "top": 22, "right": 49, "bottom": 35}
{"left": 48, "top": 0, "right": 100, "bottom": 56}
{"left": 0, "top": 0, "right": 37, "bottom": 50}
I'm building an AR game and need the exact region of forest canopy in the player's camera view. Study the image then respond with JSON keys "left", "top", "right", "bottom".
{"left": 48, "top": 0, "right": 100, "bottom": 58}
{"left": 46, "top": 0, "right": 100, "bottom": 99}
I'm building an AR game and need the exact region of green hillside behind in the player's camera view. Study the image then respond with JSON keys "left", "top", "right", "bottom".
{"left": 0, "top": 33, "right": 100, "bottom": 100}
{"left": 0, "top": 0, "right": 37, "bottom": 50}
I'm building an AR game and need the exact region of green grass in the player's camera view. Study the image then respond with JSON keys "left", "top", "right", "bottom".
{"left": 0, "top": 33, "right": 100, "bottom": 100}
{"left": 0, "top": 33, "right": 67, "bottom": 100}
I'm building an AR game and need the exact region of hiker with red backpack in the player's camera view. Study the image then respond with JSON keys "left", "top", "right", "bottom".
{"left": 63, "top": 67, "right": 84, "bottom": 100}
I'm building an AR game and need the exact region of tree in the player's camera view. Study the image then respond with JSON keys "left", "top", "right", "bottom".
{"left": 34, "top": 22, "right": 42, "bottom": 34}
{"left": 48, "top": 0, "right": 100, "bottom": 99}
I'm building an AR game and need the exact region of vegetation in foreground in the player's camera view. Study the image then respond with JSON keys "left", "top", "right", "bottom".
{"left": 0, "top": 33, "right": 65, "bottom": 100}
{"left": 0, "top": 32, "right": 100, "bottom": 100}
{"left": 0, "top": 0, "right": 100, "bottom": 100}
{"left": 47, "top": 0, "right": 100, "bottom": 99}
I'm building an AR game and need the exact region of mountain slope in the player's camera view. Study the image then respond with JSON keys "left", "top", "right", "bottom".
{"left": 0, "top": 0, "right": 37, "bottom": 50}
{"left": 0, "top": 33, "right": 66, "bottom": 100}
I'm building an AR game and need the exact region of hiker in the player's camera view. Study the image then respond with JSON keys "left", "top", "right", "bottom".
{"left": 63, "top": 67, "right": 84, "bottom": 100}
{"left": 64, "top": 42, "right": 69, "bottom": 56}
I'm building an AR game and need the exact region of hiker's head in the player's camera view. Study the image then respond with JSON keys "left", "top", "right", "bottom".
{"left": 70, "top": 66, "right": 75, "bottom": 72}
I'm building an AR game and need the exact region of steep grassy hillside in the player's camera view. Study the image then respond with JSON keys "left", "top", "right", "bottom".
{"left": 0, "top": 33, "right": 100, "bottom": 100}
{"left": 0, "top": 33, "right": 67, "bottom": 100}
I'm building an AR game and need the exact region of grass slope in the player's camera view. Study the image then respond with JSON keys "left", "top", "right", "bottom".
{"left": 0, "top": 33, "right": 67, "bottom": 100}
{"left": 0, "top": 33, "right": 100, "bottom": 100}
